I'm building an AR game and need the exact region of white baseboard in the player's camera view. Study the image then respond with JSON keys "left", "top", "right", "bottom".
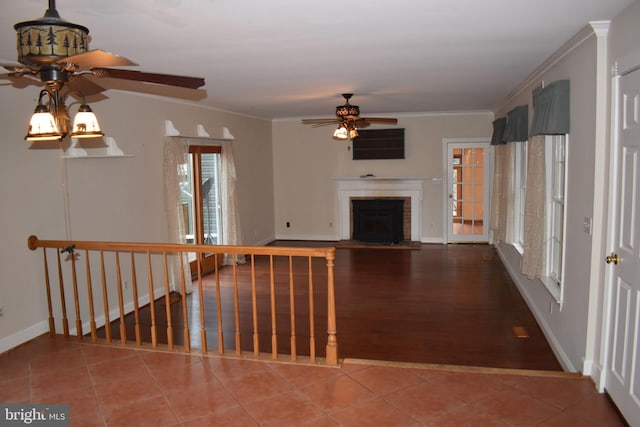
{"left": 421, "top": 237, "right": 444, "bottom": 244}
{"left": 583, "top": 359, "right": 605, "bottom": 390}
{"left": 62, "top": 286, "right": 166, "bottom": 337}
{"left": 252, "top": 235, "right": 276, "bottom": 246}
{"left": 495, "top": 245, "right": 577, "bottom": 373}
{"left": 274, "top": 233, "right": 339, "bottom": 242}
{"left": 273, "top": 233, "right": 446, "bottom": 245}
{"left": 0, "top": 320, "right": 49, "bottom": 354}
{"left": 1, "top": 286, "right": 168, "bottom": 353}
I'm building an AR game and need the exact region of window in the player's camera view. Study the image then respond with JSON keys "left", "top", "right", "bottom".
{"left": 512, "top": 141, "right": 528, "bottom": 251}
{"left": 519, "top": 134, "right": 567, "bottom": 302}
{"left": 545, "top": 135, "right": 566, "bottom": 286}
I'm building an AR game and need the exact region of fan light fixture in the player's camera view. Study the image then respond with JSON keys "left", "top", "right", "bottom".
{"left": 25, "top": 97, "right": 63, "bottom": 141}
{"left": 332, "top": 122, "right": 358, "bottom": 141}
{"left": 333, "top": 125, "right": 348, "bottom": 140}
{"left": 71, "top": 102, "right": 103, "bottom": 139}
{"left": 26, "top": 89, "right": 103, "bottom": 141}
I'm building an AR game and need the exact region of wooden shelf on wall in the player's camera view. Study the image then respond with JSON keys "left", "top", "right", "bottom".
{"left": 62, "top": 136, "right": 134, "bottom": 158}
{"left": 164, "top": 120, "right": 235, "bottom": 142}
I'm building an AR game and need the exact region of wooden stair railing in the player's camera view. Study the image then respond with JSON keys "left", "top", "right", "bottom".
{"left": 27, "top": 235, "right": 338, "bottom": 366}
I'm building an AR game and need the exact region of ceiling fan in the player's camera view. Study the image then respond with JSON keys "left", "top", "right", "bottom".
{"left": 301, "top": 93, "right": 398, "bottom": 140}
{"left": 1, "top": 0, "right": 205, "bottom": 141}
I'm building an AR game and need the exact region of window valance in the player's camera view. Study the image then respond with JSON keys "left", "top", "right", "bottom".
{"left": 531, "top": 80, "right": 570, "bottom": 135}
{"left": 491, "top": 117, "right": 507, "bottom": 145}
{"left": 504, "top": 105, "right": 529, "bottom": 142}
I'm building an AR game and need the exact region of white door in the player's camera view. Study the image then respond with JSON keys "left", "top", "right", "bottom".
{"left": 604, "top": 67, "right": 640, "bottom": 426}
{"left": 445, "top": 141, "right": 491, "bottom": 242}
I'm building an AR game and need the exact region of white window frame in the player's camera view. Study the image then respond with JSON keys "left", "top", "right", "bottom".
{"left": 512, "top": 141, "right": 528, "bottom": 253}
{"left": 541, "top": 135, "right": 568, "bottom": 301}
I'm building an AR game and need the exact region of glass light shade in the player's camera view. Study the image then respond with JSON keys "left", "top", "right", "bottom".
{"left": 25, "top": 105, "right": 63, "bottom": 141}
{"left": 71, "top": 104, "right": 104, "bottom": 138}
{"left": 349, "top": 128, "right": 359, "bottom": 139}
{"left": 333, "top": 125, "right": 348, "bottom": 140}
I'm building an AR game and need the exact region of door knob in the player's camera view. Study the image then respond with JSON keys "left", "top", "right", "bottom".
{"left": 605, "top": 253, "right": 619, "bottom": 265}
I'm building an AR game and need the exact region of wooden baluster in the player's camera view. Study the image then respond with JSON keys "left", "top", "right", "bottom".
{"left": 269, "top": 255, "right": 278, "bottom": 359}
{"left": 130, "top": 252, "right": 141, "bottom": 346}
{"left": 162, "top": 251, "right": 174, "bottom": 349}
{"left": 56, "top": 250, "right": 69, "bottom": 338}
{"left": 99, "top": 250, "right": 111, "bottom": 343}
{"left": 214, "top": 254, "right": 224, "bottom": 355}
{"left": 69, "top": 248, "right": 83, "bottom": 340}
{"left": 42, "top": 249, "right": 55, "bottom": 336}
{"left": 308, "top": 257, "right": 316, "bottom": 363}
{"left": 146, "top": 251, "right": 157, "bottom": 348}
{"left": 232, "top": 255, "right": 242, "bottom": 355}
{"left": 250, "top": 254, "right": 259, "bottom": 356}
{"left": 196, "top": 254, "right": 207, "bottom": 354}
{"left": 289, "top": 256, "right": 297, "bottom": 361}
{"left": 325, "top": 250, "right": 338, "bottom": 366}
{"left": 179, "top": 252, "right": 190, "bottom": 352}
{"left": 84, "top": 250, "right": 97, "bottom": 342}
{"left": 114, "top": 251, "right": 127, "bottom": 344}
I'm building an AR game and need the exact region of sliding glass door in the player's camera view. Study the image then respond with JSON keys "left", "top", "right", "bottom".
{"left": 182, "top": 145, "right": 222, "bottom": 275}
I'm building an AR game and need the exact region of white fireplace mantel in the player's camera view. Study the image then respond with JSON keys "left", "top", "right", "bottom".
{"left": 334, "top": 177, "right": 425, "bottom": 241}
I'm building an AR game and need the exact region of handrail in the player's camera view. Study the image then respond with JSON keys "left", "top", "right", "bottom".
{"left": 27, "top": 235, "right": 338, "bottom": 366}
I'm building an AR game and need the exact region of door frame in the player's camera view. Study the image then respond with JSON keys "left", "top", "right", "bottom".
{"left": 188, "top": 145, "right": 222, "bottom": 277}
{"left": 598, "top": 59, "right": 640, "bottom": 424}
{"left": 441, "top": 138, "right": 493, "bottom": 243}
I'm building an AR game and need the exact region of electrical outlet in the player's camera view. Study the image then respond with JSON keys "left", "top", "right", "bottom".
{"left": 0, "top": 306, "right": 4, "bottom": 318}
{"left": 124, "top": 280, "right": 129, "bottom": 290}
{"left": 286, "top": 222, "right": 290, "bottom": 228}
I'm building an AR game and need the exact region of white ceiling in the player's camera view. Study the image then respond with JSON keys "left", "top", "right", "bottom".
{"left": 0, "top": 0, "right": 634, "bottom": 120}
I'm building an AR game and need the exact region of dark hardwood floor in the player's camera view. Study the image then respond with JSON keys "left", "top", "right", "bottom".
{"left": 102, "top": 242, "right": 562, "bottom": 371}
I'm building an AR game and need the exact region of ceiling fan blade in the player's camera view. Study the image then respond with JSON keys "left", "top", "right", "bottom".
{"left": 353, "top": 120, "right": 371, "bottom": 128}
{"left": 311, "top": 122, "right": 341, "bottom": 128}
{"left": 0, "top": 72, "right": 41, "bottom": 89}
{"left": 360, "top": 117, "right": 398, "bottom": 124}
{"left": 301, "top": 118, "right": 340, "bottom": 125}
{"left": 90, "top": 68, "right": 205, "bottom": 89}
{"left": 1, "top": 59, "right": 23, "bottom": 72}
{"left": 58, "top": 49, "right": 138, "bottom": 69}
{"left": 1, "top": 60, "right": 39, "bottom": 77}
{"left": 66, "top": 75, "right": 106, "bottom": 96}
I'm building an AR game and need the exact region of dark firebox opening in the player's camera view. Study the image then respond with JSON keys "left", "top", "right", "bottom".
{"left": 352, "top": 199, "right": 404, "bottom": 244}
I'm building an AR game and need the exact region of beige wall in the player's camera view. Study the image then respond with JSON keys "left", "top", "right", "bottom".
{"left": 494, "top": 28, "right": 600, "bottom": 372}
{"left": 0, "top": 88, "right": 274, "bottom": 351}
{"left": 272, "top": 113, "right": 493, "bottom": 241}
{"left": 492, "top": 0, "right": 640, "bottom": 373}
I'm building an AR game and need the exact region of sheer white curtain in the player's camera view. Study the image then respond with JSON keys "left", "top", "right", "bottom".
{"left": 490, "top": 145, "right": 506, "bottom": 241}
{"left": 220, "top": 143, "right": 246, "bottom": 266}
{"left": 491, "top": 143, "right": 516, "bottom": 242}
{"left": 503, "top": 142, "right": 517, "bottom": 243}
{"left": 163, "top": 138, "right": 192, "bottom": 294}
{"left": 521, "top": 135, "right": 546, "bottom": 277}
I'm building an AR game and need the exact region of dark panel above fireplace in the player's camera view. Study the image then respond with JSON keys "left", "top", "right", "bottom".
{"left": 352, "top": 128, "right": 405, "bottom": 160}
{"left": 352, "top": 199, "right": 404, "bottom": 243}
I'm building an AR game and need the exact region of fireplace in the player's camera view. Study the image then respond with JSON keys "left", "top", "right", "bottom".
{"left": 352, "top": 199, "right": 404, "bottom": 243}
{"left": 334, "top": 177, "right": 424, "bottom": 242}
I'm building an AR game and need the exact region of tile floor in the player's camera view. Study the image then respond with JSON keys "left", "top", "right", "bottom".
{"left": 0, "top": 335, "right": 627, "bottom": 426}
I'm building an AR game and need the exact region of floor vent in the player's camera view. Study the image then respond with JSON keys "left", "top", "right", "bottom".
{"left": 512, "top": 326, "right": 530, "bottom": 339}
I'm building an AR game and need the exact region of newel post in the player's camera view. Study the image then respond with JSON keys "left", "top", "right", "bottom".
{"left": 325, "top": 248, "right": 338, "bottom": 366}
